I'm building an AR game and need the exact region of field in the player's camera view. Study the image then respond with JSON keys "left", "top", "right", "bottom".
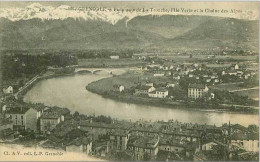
{"left": 211, "top": 82, "right": 245, "bottom": 91}
{"left": 87, "top": 72, "right": 173, "bottom": 93}
{"left": 156, "top": 54, "right": 257, "bottom": 63}
{"left": 233, "top": 89, "right": 259, "bottom": 101}
{"left": 211, "top": 82, "right": 259, "bottom": 100}
{"left": 78, "top": 58, "right": 146, "bottom": 67}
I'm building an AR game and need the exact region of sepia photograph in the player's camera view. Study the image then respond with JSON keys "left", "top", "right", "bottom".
{"left": 0, "top": 1, "right": 259, "bottom": 161}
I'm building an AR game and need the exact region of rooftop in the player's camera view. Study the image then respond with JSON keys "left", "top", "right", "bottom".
{"left": 188, "top": 84, "right": 207, "bottom": 89}
{"left": 40, "top": 112, "right": 60, "bottom": 119}
{"left": 156, "top": 88, "right": 168, "bottom": 92}
{"left": 5, "top": 107, "right": 29, "bottom": 114}
{"left": 231, "top": 133, "right": 259, "bottom": 141}
{"left": 44, "top": 107, "right": 70, "bottom": 116}
{"left": 136, "top": 85, "right": 153, "bottom": 90}
{"left": 67, "top": 136, "right": 91, "bottom": 146}
{"left": 109, "top": 129, "right": 129, "bottom": 136}
{"left": 128, "top": 135, "right": 159, "bottom": 149}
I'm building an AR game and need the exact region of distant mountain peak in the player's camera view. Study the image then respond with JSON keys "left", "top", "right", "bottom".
{"left": 0, "top": 3, "right": 136, "bottom": 25}
{"left": 26, "top": 3, "right": 44, "bottom": 9}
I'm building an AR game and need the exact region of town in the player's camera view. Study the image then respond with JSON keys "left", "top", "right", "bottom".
{"left": 87, "top": 52, "right": 259, "bottom": 112}
{"left": 0, "top": 97, "right": 259, "bottom": 161}
{"left": 0, "top": 50, "right": 259, "bottom": 161}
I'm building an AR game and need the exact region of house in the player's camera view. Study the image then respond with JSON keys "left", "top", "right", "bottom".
{"left": 166, "top": 83, "right": 175, "bottom": 88}
{"left": 244, "top": 74, "right": 251, "bottom": 79}
{"left": 201, "top": 140, "right": 218, "bottom": 151}
{"left": 119, "top": 86, "right": 125, "bottom": 92}
{"left": 158, "top": 137, "right": 186, "bottom": 153}
{"left": 135, "top": 85, "right": 155, "bottom": 95}
{"left": 3, "top": 86, "right": 13, "bottom": 94}
{"left": 189, "top": 74, "right": 194, "bottom": 78}
{"left": 78, "top": 120, "right": 132, "bottom": 141}
{"left": 145, "top": 83, "right": 154, "bottom": 87}
{"left": 40, "top": 111, "right": 64, "bottom": 134}
{"left": 127, "top": 135, "right": 160, "bottom": 160}
{"left": 148, "top": 88, "right": 168, "bottom": 98}
{"left": 206, "top": 78, "right": 211, "bottom": 83}
{"left": 5, "top": 107, "right": 41, "bottom": 132}
{"left": 110, "top": 56, "right": 119, "bottom": 59}
{"left": 153, "top": 73, "right": 164, "bottom": 77}
{"left": 108, "top": 129, "right": 130, "bottom": 151}
{"left": 228, "top": 70, "right": 238, "bottom": 76}
{"left": 231, "top": 133, "right": 259, "bottom": 152}
{"left": 172, "top": 75, "right": 181, "bottom": 80}
{"left": 236, "top": 71, "right": 243, "bottom": 76}
{"left": 188, "top": 84, "right": 209, "bottom": 100}
{"left": 66, "top": 136, "right": 92, "bottom": 154}
{"left": 234, "top": 64, "right": 239, "bottom": 70}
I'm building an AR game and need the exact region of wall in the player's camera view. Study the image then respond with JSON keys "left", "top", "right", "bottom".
{"left": 40, "top": 118, "right": 60, "bottom": 133}
{"left": 231, "top": 140, "right": 259, "bottom": 152}
{"left": 66, "top": 145, "right": 83, "bottom": 152}
{"left": 159, "top": 145, "right": 185, "bottom": 152}
{"left": 25, "top": 108, "right": 38, "bottom": 131}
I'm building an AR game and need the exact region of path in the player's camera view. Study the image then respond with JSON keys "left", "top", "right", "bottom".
{"left": 220, "top": 104, "right": 259, "bottom": 110}
{"left": 229, "top": 87, "right": 259, "bottom": 92}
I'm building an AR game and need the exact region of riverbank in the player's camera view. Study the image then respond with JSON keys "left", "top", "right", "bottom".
{"left": 86, "top": 85, "right": 258, "bottom": 114}
{"left": 86, "top": 73, "right": 258, "bottom": 114}
{"left": 17, "top": 72, "right": 76, "bottom": 101}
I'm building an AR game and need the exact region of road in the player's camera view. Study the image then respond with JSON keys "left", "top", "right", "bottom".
{"left": 14, "top": 75, "right": 40, "bottom": 99}
{"left": 220, "top": 104, "right": 259, "bottom": 110}
{"left": 229, "top": 87, "right": 259, "bottom": 92}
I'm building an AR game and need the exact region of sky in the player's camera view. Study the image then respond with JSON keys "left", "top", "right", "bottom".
{"left": 0, "top": 1, "right": 259, "bottom": 20}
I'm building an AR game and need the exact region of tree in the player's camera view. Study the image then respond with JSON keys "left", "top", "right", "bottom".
{"left": 248, "top": 124, "right": 258, "bottom": 132}
{"left": 143, "top": 152, "right": 151, "bottom": 161}
{"left": 73, "top": 111, "right": 80, "bottom": 118}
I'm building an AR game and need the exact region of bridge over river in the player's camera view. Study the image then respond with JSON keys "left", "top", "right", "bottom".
{"left": 75, "top": 67, "right": 127, "bottom": 75}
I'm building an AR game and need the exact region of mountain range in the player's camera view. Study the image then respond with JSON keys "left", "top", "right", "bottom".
{"left": 0, "top": 3, "right": 258, "bottom": 51}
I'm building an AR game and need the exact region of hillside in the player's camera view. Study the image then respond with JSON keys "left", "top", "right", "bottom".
{"left": 0, "top": 15, "right": 258, "bottom": 51}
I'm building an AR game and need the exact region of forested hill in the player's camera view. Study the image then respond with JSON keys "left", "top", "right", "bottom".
{"left": 0, "top": 15, "right": 258, "bottom": 51}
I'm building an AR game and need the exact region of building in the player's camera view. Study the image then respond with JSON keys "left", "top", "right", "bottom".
{"left": 134, "top": 85, "right": 155, "bottom": 95}
{"left": 66, "top": 136, "right": 92, "bottom": 154}
{"left": 128, "top": 135, "right": 159, "bottom": 160}
{"left": 5, "top": 107, "right": 40, "bottom": 132}
{"left": 3, "top": 86, "right": 13, "bottom": 94}
{"left": 108, "top": 129, "right": 130, "bottom": 151}
{"left": 110, "top": 56, "right": 119, "bottom": 59}
{"left": 40, "top": 111, "right": 64, "bottom": 134}
{"left": 166, "top": 83, "right": 175, "bottom": 88}
{"left": 153, "top": 73, "right": 164, "bottom": 77}
{"left": 173, "top": 75, "right": 181, "bottom": 80}
{"left": 188, "top": 84, "right": 209, "bottom": 100}
{"left": 231, "top": 133, "right": 259, "bottom": 152}
{"left": 145, "top": 83, "right": 154, "bottom": 87}
{"left": 201, "top": 141, "right": 218, "bottom": 151}
{"left": 234, "top": 64, "right": 239, "bottom": 70}
{"left": 119, "top": 86, "right": 125, "bottom": 92}
{"left": 78, "top": 119, "right": 132, "bottom": 141}
{"left": 148, "top": 88, "right": 168, "bottom": 98}
{"left": 158, "top": 137, "right": 186, "bottom": 153}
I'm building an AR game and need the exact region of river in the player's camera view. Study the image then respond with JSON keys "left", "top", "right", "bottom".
{"left": 23, "top": 70, "right": 258, "bottom": 127}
